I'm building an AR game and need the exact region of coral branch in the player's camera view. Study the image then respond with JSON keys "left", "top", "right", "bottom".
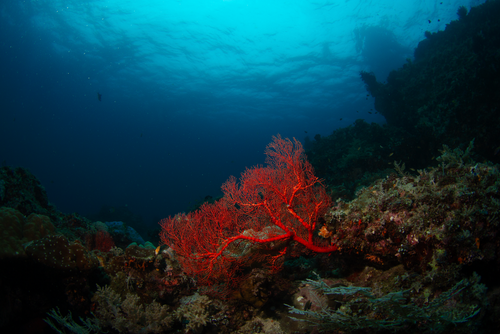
{"left": 160, "top": 135, "right": 336, "bottom": 289}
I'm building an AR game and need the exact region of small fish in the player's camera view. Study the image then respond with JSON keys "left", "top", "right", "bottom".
{"left": 389, "top": 153, "right": 394, "bottom": 157}
{"left": 304, "top": 130, "right": 308, "bottom": 133}
{"left": 96, "top": 255, "right": 105, "bottom": 267}
{"left": 97, "top": 92, "right": 102, "bottom": 101}
{"left": 428, "top": 19, "right": 431, "bottom": 23}
{"left": 358, "top": 147, "right": 361, "bottom": 151}
{"left": 340, "top": 118, "right": 343, "bottom": 121}
{"left": 494, "top": 146, "right": 500, "bottom": 155}
{"left": 155, "top": 245, "right": 161, "bottom": 255}
{"left": 368, "top": 112, "right": 372, "bottom": 114}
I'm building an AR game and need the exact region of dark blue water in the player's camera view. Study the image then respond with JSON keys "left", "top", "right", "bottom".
{"left": 0, "top": 0, "right": 484, "bottom": 232}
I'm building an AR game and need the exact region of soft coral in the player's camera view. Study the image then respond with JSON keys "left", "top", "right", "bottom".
{"left": 160, "top": 135, "right": 337, "bottom": 289}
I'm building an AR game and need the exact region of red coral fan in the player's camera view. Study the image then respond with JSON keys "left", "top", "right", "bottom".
{"left": 160, "top": 135, "right": 337, "bottom": 289}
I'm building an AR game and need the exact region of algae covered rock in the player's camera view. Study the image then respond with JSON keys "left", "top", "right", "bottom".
{"left": 0, "top": 207, "right": 26, "bottom": 258}
{"left": 0, "top": 207, "right": 56, "bottom": 259}
{"left": 24, "top": 213, "right": 56, "bottom": 242}
{"left": 24, "top": 234, "right": 98, "bottom": 271}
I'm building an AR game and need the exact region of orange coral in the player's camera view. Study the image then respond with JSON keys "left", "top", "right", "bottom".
{"left": 318, "top": 225, "right": 332, "bottom": 238}
{"left": 365, "top": 254, "right": 384, "bottom": 265}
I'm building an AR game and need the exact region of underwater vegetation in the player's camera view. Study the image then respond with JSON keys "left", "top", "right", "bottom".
{"left": 288, "top": 274, "right": 481, "bottom": 332}
{"left": 160, "top": 135, "right": 336, "bottom": 293}
{"left": 1, "top": 138, "right": 492, "bottom": 334}
{"left": 1, "top": 138, "right": 500, "bottom": 333}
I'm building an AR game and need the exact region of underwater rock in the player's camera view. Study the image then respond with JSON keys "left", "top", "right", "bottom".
{"left": 0, "top": 207, "right": 56, "bottom": 259}
{"left": 0, "top": 207, "right": 26, "bottom": 258}
{"left": 0, "top": 167, "right": 56, "bottom": 218}
{"left": 105, "top": 220, "right": 145, "bottom": 247}
{"left": 25, "top": 234, "right": 98, "bottom": 271}
{"left": 24, "top": 213, "right": 56, "bottom": 242}
{"left": 324, "top": 146, "right": 500, "bottom": 277}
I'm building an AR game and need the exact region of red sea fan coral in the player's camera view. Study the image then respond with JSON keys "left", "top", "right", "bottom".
{"left": 160, "top": 135, "right": 337, "bottom": 289}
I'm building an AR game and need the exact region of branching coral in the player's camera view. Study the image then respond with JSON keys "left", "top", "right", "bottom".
{"left": 160, "top": 135, "right": 335, "bottom": 291}
{"left": 175, "top": 293, "right": 212, "bottom": 333}
{"left": 91, "top": 285, "right": 173, "bottom": 333}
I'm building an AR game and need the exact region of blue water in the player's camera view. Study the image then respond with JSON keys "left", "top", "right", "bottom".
{"left": 0, "top": 0, "right": 484, "bottom": 232}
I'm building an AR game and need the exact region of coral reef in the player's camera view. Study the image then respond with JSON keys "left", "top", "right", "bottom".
{"left": 105, "top": 220, "right": 146, "bottom": 248}
{"left": 2, "top": 3, "right": 500, "bottom": 332}
{"left": 0, "top": 207, "right": 56, "bottom": 259}
{"left": 25, "top": 235, "right": 98, "bottom": 271}
{"left": 322, "top": 141, "right": 500, "bottom": 277}
{"left": 0, "top": 166, "right": 55, "bottom": 218}
{"left": 44, "top": 307, "right": 101, "bottom": 334}
{"left": 288, "top": 274, "right": 482, "bottom": 332}
{"left": 91, "top": 285, "right": 173, "bottom": 333}
{"left": 160, "top": 135, "right": 335, "bottom": 291}
{"left": 309, "top": 0, "right": 500, "bottom": 202}
{"left": 305, "top": 119, "right": 420, "bottom": 200}
{"left": 2, "top": 142, "right": 500, "bottom": 333}
{"left": 361, "top": 0, "right": 500, "bottom": 163}
{"left": 286, "top": 141, "right": 498, "bottom": 332}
